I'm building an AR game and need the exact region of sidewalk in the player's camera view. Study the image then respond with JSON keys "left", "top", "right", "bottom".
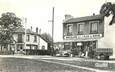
{"left": 0, "top": 55, "right": 52, "bottom": 59}
{"left": 40, "top": 56, "right": 115, "bottom": 63}
{"left": 0, "top": 55, "right": 115, "bottom": 63}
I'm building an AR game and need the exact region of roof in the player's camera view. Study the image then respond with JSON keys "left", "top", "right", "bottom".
{"left": 63, "top": 14, "right": 104, "bottom": 24}
{"left": 14, "top": 27, "right": 48, "bottom": 43}
{"left": 39, "top": 35, "right": 49, "bottom": 43}
{"left": 14, "top": 27, "right": 37, "bottom": 35}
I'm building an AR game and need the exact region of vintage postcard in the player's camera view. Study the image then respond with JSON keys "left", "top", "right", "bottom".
{"left": 0, "top": 0, "right": 114, "bottom": 72}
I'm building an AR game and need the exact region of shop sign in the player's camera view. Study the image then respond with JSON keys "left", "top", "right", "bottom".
{"left": 64, "top": 34, "right": 102, "bottom": 40}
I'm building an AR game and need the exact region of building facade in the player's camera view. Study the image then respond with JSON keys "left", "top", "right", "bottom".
{"left": 0, "top": 27, "right": 48, "bottom": 54}
{"left": 63, "top": 14, "right": 104, "bottom": 57}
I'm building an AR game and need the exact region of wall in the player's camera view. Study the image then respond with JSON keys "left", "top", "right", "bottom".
{"left": 97, "top": 15, "right": 115, "bottom": 58}
{"left": 13, "top": 33, "right": 39, "bottom": 45}
{"left": 26, "top": 34, "right": 39, "bottom": 45}
{"left": 63, "top": 19, "right": 104, "bottom": 40}
{"left": 13, "top": 33, "right": 39, "bottom": 50}
{"left": 39, "top": 38, "right": 48, "bottom": 50}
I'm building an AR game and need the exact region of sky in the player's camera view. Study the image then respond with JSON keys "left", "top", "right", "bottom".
{"left": 0, "top": 0, "right": 115, "bottom": 42}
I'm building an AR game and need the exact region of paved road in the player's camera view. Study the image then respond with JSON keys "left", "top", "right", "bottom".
{"left": 0, "top": 57, "right": 94, "bottom": 72}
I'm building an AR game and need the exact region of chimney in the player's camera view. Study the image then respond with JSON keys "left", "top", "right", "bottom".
{"left": 36, "top": 27, "right": 38, "bottom": 33}
{"left": 31, "top": 26, "right": 32, "bottom": 31}
{"left": 93, "top": 13, "right": 95, "bottom": 16}
{"left": 39, "top": 28, "right": 41, "bottom": 34}
{"left": 65, "top": 14, "right": 73, "bottom": 21}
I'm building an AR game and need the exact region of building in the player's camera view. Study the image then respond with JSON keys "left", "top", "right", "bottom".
{"left": 63, "top": 14, "right": 104, "bottom": 57}
{"left": 0, "top": 27, "right": 48, "bottom": 55}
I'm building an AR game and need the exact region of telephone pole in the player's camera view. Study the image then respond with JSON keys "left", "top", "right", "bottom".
{"left": 52, "top": 7, "right": 55, "bottom": 55}
{"left": 24, "top": 18, "right": 27, "bottom": 55}
{"left": 48, "top": 7, "right": 55, "bottom": 55}
{"left": 52, "top": 7, "right": 54, "bottom": 49}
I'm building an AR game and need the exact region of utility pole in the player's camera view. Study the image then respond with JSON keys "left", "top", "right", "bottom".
{"left": 48, "top": 7, "right": 55, "bottom": 55}
{"left": 52, "top": 7, "right": 54, "bottom": 52}
{"left": 24, "top": 18, "right": 27, "bottom": 55}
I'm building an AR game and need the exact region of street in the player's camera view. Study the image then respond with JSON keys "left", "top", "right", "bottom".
{"left": 0, "top": 55, "right": 114, "bottom": 72}
{"left": 0, "top": 57, "right": 93, "bottom": 72}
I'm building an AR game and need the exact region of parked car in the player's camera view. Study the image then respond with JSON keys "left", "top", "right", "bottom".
{"left": 55, "top": 50, "right": 71, "bottom": 57}
{"left": 61, "top": 50, "right": 70, "bottom": 57}
{"left": 94, "top": 48, "right": 113, "bottom": 60}
{"left": 55, "top": 53, "right": 62, "bottom": 57}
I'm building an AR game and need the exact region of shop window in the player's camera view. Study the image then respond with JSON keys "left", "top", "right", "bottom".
{"left": 64, "top": 45, "right": 70, "bottom": 50}
{"left": 26, "top": 35, "right": 30, "bottom": 41}
{"left": 78, "top": 23, "right": 84, "bottom": 34}
{"left": 64, "top": 42, "right": 71, "bottom": 50}
{"left": 90, "top": 21, "right": 98, "bottom": 33}
{"left": 34, "top": 35, "right": 37, "bottom": 42}
{"left": 67, "top": 24, "right": 73, "bottom": 36}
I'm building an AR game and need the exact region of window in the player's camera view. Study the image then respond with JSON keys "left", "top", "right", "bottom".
{"left": 42, "top": 45, "right": 45, "bottom": 50}
{"left": 34, "top": 35, "right": 37, "bottom": 42}
{"left": 18, "top": 34, "right": 23, "bottom": 43}
{"left": 67, "top": 24, "right": 73, "bottom": 36}
{"left": 26, "top": 35, "right": 30, "bottom": 41}
{"left": 78, "top": 23, "right": 84, "bottom": 34}
{"left": 90, "top": 21, "right": 98, "bottom": 33}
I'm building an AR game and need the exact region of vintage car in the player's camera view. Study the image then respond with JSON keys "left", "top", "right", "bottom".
{"left": 94, "top": 48, "right": 113, "bottom": 60}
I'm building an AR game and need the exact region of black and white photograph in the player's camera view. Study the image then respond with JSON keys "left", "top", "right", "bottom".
{"left": 0, "top": 0, "right": 115, "bottom": 72}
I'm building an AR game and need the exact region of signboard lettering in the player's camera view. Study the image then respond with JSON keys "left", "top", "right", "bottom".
{"left": 64, "top": 34, "right": 102, "bottom": 40}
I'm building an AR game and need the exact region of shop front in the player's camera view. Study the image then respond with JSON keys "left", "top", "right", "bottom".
{"left": 63, "top": 34, "right": 102, "bottom": 58}
{"left": 63, "top": 41, "right": 97, "bottom": 58}
{"left": 63, "top": 14, "right": 104, "bottom": 58}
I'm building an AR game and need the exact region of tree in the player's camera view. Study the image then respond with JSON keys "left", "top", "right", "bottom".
{"left": 0, "top": 12, "right": 22, "bottom": 48}
{"left": 41, "top": 33, "right": 53, "bottom": 43}
{"left": 100, "top": 2, "right": 115, "bottom": 25}
{"left": 40, "top": 33, "right": 54, "bottom": 55}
